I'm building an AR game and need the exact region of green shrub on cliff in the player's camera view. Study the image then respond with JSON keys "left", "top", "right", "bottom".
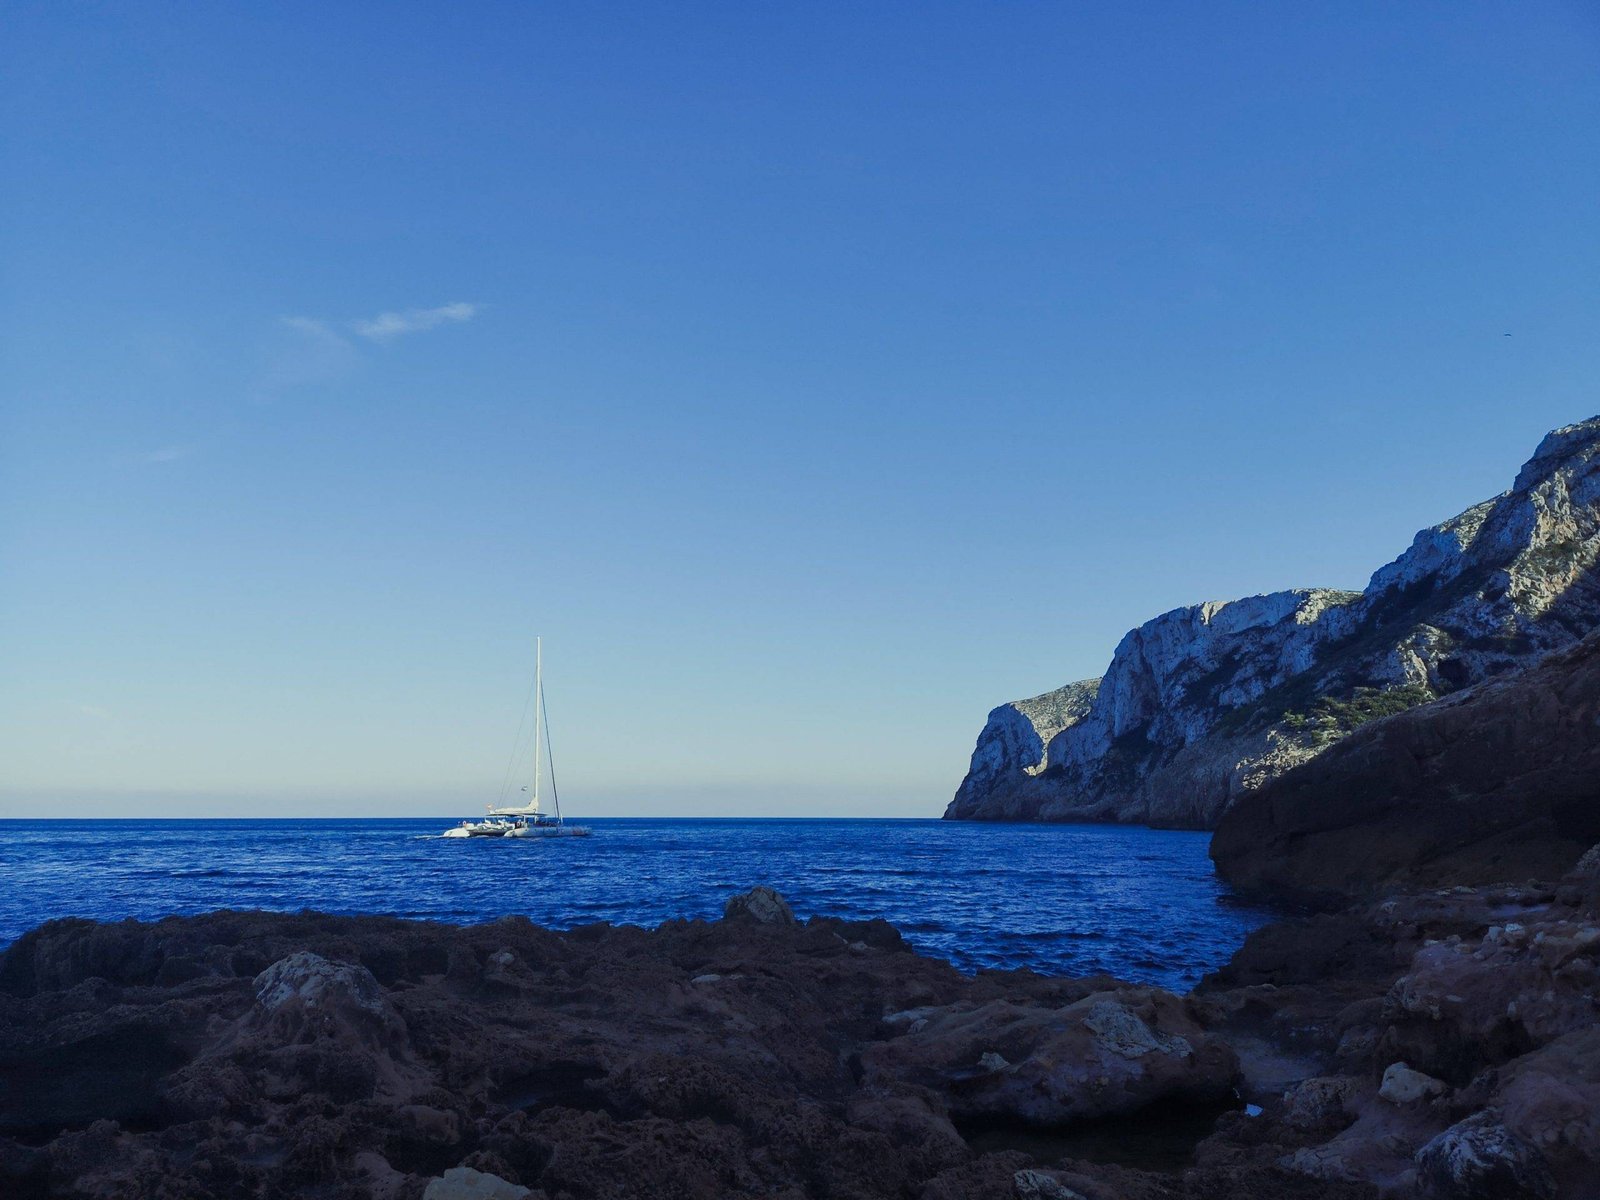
{"left": 1282, "top": 683, "right": 1436, "bottom": 745}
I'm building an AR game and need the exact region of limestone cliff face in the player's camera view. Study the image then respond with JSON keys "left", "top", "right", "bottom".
{"left": 946, "top": 416, "right": 1600, "bottom": 827}
{"left": 949, "top": 680, "right": 1100, "bottom": 819}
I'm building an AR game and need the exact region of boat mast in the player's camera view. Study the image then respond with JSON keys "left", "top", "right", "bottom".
{"left": 532, "top": 636, "right": 542, "bottom": 812}
{"left": 542, "top": 673, "right": 561, "bottom": 824}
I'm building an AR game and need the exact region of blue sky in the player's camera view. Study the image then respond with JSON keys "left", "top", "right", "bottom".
{"left": 3, "top": 3, "right": 1597, "bottom": 816}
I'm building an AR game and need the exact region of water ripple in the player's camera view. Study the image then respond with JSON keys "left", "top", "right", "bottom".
{"left": 0, "top": 817, "right": 1277, "bottom": 991}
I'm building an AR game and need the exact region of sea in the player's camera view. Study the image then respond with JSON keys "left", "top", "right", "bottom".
{"left": 0, "top": 818, "right": 1277, "bottom": 991}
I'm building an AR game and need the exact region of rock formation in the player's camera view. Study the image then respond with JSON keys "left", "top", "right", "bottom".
{"left": 0, "top": 890, "right": 1271, "bottom": 1200}
{"left": 721, "top": 884, "right": 796, "bottom": 926}
{"left": 947, "top": 417, "right": 1600, "bottom": 827}
{"left": 1188, "top": 872, "right": 1600, "bottom": 1200}
{"left": 861, "top": 988, "right": 1238, "bottom": 1126}
{"left": 1210, "top": 629, "right": 1600, "bottom": 904}
{"left": 7, "top": 878, "right": 1600, "bottom": 1198}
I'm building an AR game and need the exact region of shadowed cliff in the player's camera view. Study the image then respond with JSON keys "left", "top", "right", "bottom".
{"left": 1210, "top": 629, "right": 1600, "bottom": 905}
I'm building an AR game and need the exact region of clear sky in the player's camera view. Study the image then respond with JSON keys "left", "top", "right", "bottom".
{"left": 3, "top": 3, "right": 1597, "bottom": 817}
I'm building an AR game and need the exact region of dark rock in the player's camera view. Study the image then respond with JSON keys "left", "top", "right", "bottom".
{"left": 1279, "top": 1075, "right": 1364, "bottom": 1134}
{"left": 2, "top": 898, "right": 1306, "bottom": 1200}
{"left": 1212, "top": 630, "right": 1600, "bottom": 905}
{"left": 1190, "top": 884, "right": 1600, "bottom": 1199}
{"left": 1569, "top": 842, "right": 1600, "bottom": 880}
{"left": 1415, "top": 1112, "right": 1555, "bottom": 1200}
{"left": 720, "top": 885, "right": 796, "bottom": 926}
{"left": 863, "top": 988, "right": 1238, "bottom": 1125}
{"left": 9, "top": 884, "right": 1600, "bottom": 1199}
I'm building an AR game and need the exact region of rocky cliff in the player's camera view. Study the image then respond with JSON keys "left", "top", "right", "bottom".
{"left": 1210, "top": 629, "right": 1600, "bottom": 905}
{"left": 947, "top": 416, "right": 1600, "bottom": 827}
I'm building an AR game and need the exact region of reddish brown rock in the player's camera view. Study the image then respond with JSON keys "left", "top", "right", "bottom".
{"left": 862, "top": 988, "right": 1238, "bottom": 1126}
{"left": 1192, "top": 882, "right": 1600, "bottom": 1200}
{"left": 0, "top": 893, "right": 1354, "bottom": 1200}
{"left": 7, "top": 881, "right": 1597, "bottom": 1199}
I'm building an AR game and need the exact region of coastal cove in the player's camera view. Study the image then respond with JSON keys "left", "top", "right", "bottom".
{"left": 0, "top": 817, "right": 1275, "bottom": 990}
{"left": 7, "top": 5, "right": 1598, "bottom": 1195}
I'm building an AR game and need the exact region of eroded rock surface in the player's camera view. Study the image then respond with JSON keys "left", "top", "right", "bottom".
{"left": 863, "top": 989, "right": 1237, "bottom": 1126}
{"left": 1190, "top": 879, "right": 1600, "bottom": 1200}
{"left": 6, "top": 879, "right": 1598, "bottom": 1198}
{"left": 0, "top": 895, "right": 1310, "bottom": 1200}
{"left": 1415, "top": 1113, "right": 1555, "bottom": 1200}
{"left": 721, "top": 885, "right": 796, "bottom": 926}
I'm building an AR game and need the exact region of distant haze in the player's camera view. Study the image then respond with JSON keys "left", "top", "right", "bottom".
{"left": 3, "top": 5, "right": 1597, "bottom": 816}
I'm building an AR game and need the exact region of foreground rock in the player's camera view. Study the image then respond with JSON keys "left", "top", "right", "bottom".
{"left": 1, "top": 889, "right": 1345, "bottom": 1200}
{"left": 947, "top": 416, "right": 1600, "bottom": 828}
{"left": 423, "top": 1166, "right": 532, "bottom": 1199}
{"left": 1211, "top": 630, "right": 1600, "bottom": 904}
{"left": 863, "top": 988, "right": 1238, "bottom": 1126}
{"left": 8, "top": 881, "right": 1598, "bottom": 1198}
{"left": 1190, "top": 872, "right": 1600, "bottom": 1200}
{"left": 721, "top": 884, "right": 795, "bottom": 925}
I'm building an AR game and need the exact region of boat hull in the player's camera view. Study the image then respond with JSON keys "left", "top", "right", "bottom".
{"left": 505, "top": 824, "right": 591, "bottom": 838}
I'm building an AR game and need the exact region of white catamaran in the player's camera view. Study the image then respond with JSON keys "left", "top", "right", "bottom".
{"left": 443, "top": 638, "right": 591, "bottom": 839}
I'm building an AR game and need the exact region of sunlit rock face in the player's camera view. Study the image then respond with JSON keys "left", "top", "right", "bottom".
{"left": 946, "top": 416, "right": 1600, "bottom": 828}
{"left": 948, "top": 680, "right": 1100, "bottom": 821}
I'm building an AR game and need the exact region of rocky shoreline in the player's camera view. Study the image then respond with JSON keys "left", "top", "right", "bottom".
{"left": 4, "top": 874, "right": 1599, "bottom": 1199}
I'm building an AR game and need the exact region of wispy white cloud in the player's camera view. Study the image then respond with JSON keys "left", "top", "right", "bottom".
{"left": 280, "top": 315, "right": 352, "bottom": 350}
{"left": 142, "top": 444, "right": 194, "bottom": 464}
{"left": 263, "top": 303, "right": 479, "bottom": 396}
{"left": 269, "top": 315, "right": 361, "bottom": 389}
{"left": 350, "top": 302, "right": 479, "bottom": 343}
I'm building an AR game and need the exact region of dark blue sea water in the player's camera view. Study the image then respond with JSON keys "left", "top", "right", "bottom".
{"left": 0, "top": 818, "right": 1276, "bottom": 991}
